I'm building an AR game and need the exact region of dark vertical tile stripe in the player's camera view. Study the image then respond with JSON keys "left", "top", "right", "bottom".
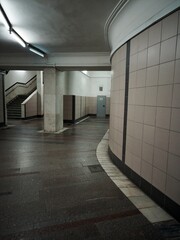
{"left": 122, "top": 41, "right": 130, "bottom": 164}
{"left": 2, "top": 74, "right": 6, "bottom": 125}
{"left": 72, "top": 95, "right": 75, "bottom": 123}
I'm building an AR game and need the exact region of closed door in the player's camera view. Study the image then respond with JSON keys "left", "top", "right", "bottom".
{"left": 97, "top": 96, "right": 106, "bottom": 118}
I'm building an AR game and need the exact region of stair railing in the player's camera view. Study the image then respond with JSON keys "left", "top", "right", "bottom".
{"left": 5, "top": 75, "right": 37, "bottom": 104}
{"left": 21, "top": 90, "right": 38, "bottom": 118}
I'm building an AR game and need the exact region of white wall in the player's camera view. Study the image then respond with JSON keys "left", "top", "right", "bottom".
{"left": 5, "top": 70, "right": 37, "bottom": 90}
{"left": 59, "top": 70, "right": 111, "bottom": 97}
{"left": 5, "top": 70, "right": 111, "bottom": 97}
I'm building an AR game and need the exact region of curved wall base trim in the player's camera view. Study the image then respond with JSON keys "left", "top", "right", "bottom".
{"left": 108, "top": 147, "right": 180, "bottom": 222}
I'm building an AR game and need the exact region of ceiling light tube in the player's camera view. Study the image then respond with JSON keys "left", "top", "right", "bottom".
{"left": 29, "top": 47, "right": 45, "bottom": 57}
{"left": 11, "top": 30, "right": 26, "bottom": 48}
{"left": 0, "top": 4, "right": 11, "bottom": 30}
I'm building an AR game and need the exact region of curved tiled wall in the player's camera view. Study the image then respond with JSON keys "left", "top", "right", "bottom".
{"left": 109, "top": 10, "right": 180, "bottom": 220}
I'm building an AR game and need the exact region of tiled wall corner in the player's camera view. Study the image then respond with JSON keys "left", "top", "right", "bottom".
{"left": 109, "top": 44, "right": 127, "bottom": 160}
{"left": 109, "top": 9, "right": 180, "bottom": 207}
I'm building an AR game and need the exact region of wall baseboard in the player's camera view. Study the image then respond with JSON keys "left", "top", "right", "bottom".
{"left": 108, "top": 147, "right": 180, "bottom": 222}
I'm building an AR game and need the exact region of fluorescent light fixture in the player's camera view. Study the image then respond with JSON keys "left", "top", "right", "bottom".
{"left": 0, "top": 3, "right": 46, "bottom": 57}
{"left": 0, "top": 4, "right": 11, "bottom": 30}
{"left": 11, "top": 30, "right": 26, "bottom": 48}
{"left": 29, "top": 47, "right": 45, "bottom": 57}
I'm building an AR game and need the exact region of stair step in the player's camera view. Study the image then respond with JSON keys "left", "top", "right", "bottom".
{"left": 6, "top": 94, "right": 30, "bottom": 119}
{"left": 7, "top": 107, "right": 21, "bottom": 110}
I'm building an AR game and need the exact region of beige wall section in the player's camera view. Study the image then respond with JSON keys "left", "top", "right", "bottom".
{"left": 109, "top": 10, "right": 180, "bottom": 206}
{"left": 86, "top": 97, "right": 97, "bottom": 115}
{"left": 21, "top": 90, "right": 38, "bottom": 118}
{"left": 109, "top": 44, "right": 126, "bottom": 160}
{"left": 75, "top": 96, "right": 81, "bottom": 120}
{"left": 63, "top": 95, "right": 73, "bottom": 120}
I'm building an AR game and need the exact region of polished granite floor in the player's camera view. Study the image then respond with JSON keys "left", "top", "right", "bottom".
{"left": 0, "top": 117, "right": 179, "bottom": 239}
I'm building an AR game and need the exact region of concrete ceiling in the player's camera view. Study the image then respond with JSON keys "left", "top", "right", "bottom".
{"left": 0, "top": 0, "right": 119, "bottom": 55}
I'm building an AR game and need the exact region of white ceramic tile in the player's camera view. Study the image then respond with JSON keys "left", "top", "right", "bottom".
{"left": 136, "top": 69, "right": 146, "bottom": 87}
{"left": 174, "top": 59, "right": 180, "bottom": 83}
{"left": 131, "top": 36, "right": 138, "bottom": 55}
{"left": 156, "top": 107, "right": 171, "bottom": 129}
{"left": 147, "top": 43, "right": 160, "bottom": 67}
{"left": 166, "top": 175, "right": 180, "bottom": 205}
{"left": 97, "top": 130, "right": 175, "bottom": 223}
{"left": 135, "top": 88, "right": 145, "bottom": 105}
{"left": 137, "top": 49, "right": 147, "bottom": 70}
{"left": 134, "top": 105, "right": 144, "bottom": 123}
{"left": 132, "top": 154, "right": 141, "bottom": 174}
{"left": 128, "top": 89, "right": 135, "bottom": 105}
{"left": 130, "top": 54, "right": 138, "bottom": 72}
{"left": 153, "top": 148, "right": 168, "bottom": 172}
{"left": 125, "top": 150, "right": 133, "bottom": 167}
{"left": 119, "top": 90, "right": 125, "bottom": 104}
{"left": 159, "top": 61, "right": 175, "bottom": 85}
{"left": 162, "top": 11, "right": 178, "bottom": 41}
{"left": 143, "top": 125, "right": 155, "bottom": 145}
{"left": 145, "top": 86, "right": 158, "bottom": 106}
{"left": 129, "top": 195, "right": 156, "bottom": 209}
{"left": 157, "top": 85, "right": 173, "bottom": 107}
{"left": 148, "top": 21, "right": 161, "bottom": 47}
{"left": 134, "top": 122, "right": 143, "bottom": 140}
{"left": 169, "top": 131, "right": 180, "bottom": 156}
{"left": 160, "top": 37, "right": 177, "bottom": 63}
{"left": 155, "top": 127, "right": 169, "bottom": 151}
{"left": 113, "top": 179, "right": 135, "bottom": 188}
{"left": 129, "top": 71, "right": 137, "bottom": 88}
{"left": 168, "top": 153, "right": 180, "bottom": 181}
{"left": 128, "top": 105, "right": 135, "bottom": 120}
{"left": 172, "top": 84, "right": 180, "bottom": 107}
{"left": 178, "top": 11, "right": 180, "bottom": 34}
{"left": 127, "top": 121, "right": 134, "bottom": 138}
{"left": 146, "top": 65, "right": 159, "bottom": 86}
{"left": 120, "top": 187, "right": 145, "bottom": 197}
{"left": 152, "top": 167, "right": 166, "bottom": 193}
{"left": 132, "top": 138, "right": 142, "bottom": 158}
{"left": 170, "top": 108, "right": 180, "bottom": 132}
{"left": 119, "top": 59, "right": 126, "bottom": 76}
{"left": 176, "top": 34, "right": 180, "bottom": 59}
{"left": 138, "top": 29, "right": 148, "bottom": 51}
{"left": 139, "top": 206, "right": 173, "bottom": 223}
{"left": 142, "top": 142, "right": 154, "bottom": 164}
{"left": 144, "top": 106, "right": 156, "bottom": 126}
{"left": 126, "top": 135, "right": 135, "bottom": 155}
{"left": 141, "top": 160, "right": 153, "bottom": 182}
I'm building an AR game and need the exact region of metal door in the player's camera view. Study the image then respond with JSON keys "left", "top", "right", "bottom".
{"left": 97, "top": 96, "right": 106, "bottom": 118}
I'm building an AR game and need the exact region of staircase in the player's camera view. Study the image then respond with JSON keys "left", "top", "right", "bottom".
{"left": 7, "top": 95, "right": 27, "bottom": 119}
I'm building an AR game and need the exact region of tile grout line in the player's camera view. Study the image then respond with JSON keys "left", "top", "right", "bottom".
{"left": 96, "top": 130, "right": 174, "bottom": 224}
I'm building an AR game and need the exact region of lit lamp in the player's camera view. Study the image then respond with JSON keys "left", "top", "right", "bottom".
{"left": 11, "top": 30, "right": 26, "bottom": 48}
{"left": 0, "top": 3, "right": 45, "bottom": 57}
{"left": 28, "top": 45, "right": 45, "bottom": 57}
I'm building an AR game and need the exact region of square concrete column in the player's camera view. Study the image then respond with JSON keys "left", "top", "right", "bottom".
{"left": 43, "top": 68, "right": 63, "bottom": 132}
{"left": 37, "top": 71, "right": 44, "bottom": 116}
